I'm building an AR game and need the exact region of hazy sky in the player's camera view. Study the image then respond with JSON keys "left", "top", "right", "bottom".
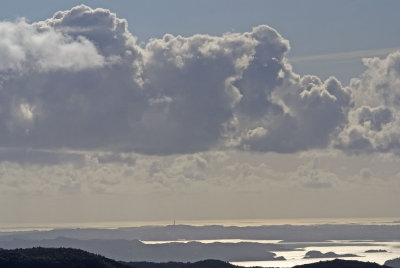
{"left": 0, "top": 0, "right": 400, "bottom": 225}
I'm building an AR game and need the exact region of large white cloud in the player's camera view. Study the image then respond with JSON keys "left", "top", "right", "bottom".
{"left": 0, "top": 4, "right": 399, "bottom": 159}
{"left": 0, "top": 19, "right": 104, "bottom": 74}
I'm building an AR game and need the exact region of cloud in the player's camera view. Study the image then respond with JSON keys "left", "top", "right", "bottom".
{"left": 0, "top": 19, "right": 104, "bottom": 74}
{"left": 0, "top": 6, "right": 296, "bottom": 155}
{"left": 43, "top": 5, "right": 138, "bottom": 59}
{"left": 0, "top": 5, "right": 145, "bottom": 153}
{"left": 93, "top": 152, "right": 136, "bottom": 166}
{"left": 131, "top": 29, "right": 257, "bottom": 154}
{"left": 238, "top": 75, "right": 351, "bottom": 153}
{"left": 292, "top": 159, "right": 338, "bottom": 189}
{"left": 359, "top": 168, "right": 372, "bottom": 180}
{"left": 336, "top": 51, "right": 400, "bottom": 154}
{"left": 0, "top": 4, "right": 400, "bottom": 161}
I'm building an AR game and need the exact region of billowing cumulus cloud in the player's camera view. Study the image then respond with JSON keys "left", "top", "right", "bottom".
{"left": 238, "top": 75, "right": 351, "bottom": 153}
{"left": 336, "top": 52, "right": 400, "bottom": 154}
{"left": 0, "top": 5, "right": 399, "bottom": 159}
{"left": 0, "top": 5, "right": 144, "bottom": 153}
{"left": 0, "top": 19, "right": 104, "bottom": 74}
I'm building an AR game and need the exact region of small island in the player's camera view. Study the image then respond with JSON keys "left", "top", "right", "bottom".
{"left": 304, "top": 250, "right": 359, "bottom": 259}
{"left": 365, "top": 249, "right": 388, "bottom": 253}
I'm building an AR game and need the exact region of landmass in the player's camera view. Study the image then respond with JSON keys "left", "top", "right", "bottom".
{"left": 294, "top": 259, "right": 390, "bottom": 268}
{"left": 385, "top": 257, "right": 400, "bottom": 268}
{"left": 365, "top": 250, "right": 387, "bottom": 253}
{"left": 0, "top": 237, "right": 284, "bottom": 262}
{"left": 0, "top": 247, "right": 126, "bottom": 268}
{"left": 0, "top": 224, "right": 399, "bottom": 263}
{"left": 304, "top": 250, "right": 359, "bottom": 259}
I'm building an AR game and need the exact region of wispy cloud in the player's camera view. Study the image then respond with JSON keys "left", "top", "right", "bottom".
{"left": 289, "top": 47, "right": 400, "bottom": 63}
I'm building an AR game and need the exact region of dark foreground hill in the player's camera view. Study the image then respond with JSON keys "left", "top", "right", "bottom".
{"left": 385, "top": 257, "right": 400, "bottom": 268}
{"left": 0, "top": 247, "right": 127, "bottom": 268}
{"left": 126, "top": 260, "right": 238, "bottom": 268}
{"left": 0, "top": 247, "right": 237, "bottom": 268}
{"left": 294, "top": 259, "right": 391, "bottom": 268}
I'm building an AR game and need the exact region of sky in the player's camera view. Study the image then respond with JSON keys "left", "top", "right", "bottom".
{"left": 0, "top": 0, "right": 400, "bottom": 226}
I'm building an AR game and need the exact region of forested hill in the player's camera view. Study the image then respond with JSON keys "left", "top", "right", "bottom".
{"left": 125, "top": 260, "right": 238, "bottom": 268}
{"left": 0, "top": 247, "right": 127, "bottom": 268}
{"left": 293, "top": 259, "right": 391, "bottom": 268}
{"left": 0, "top": 247, "right": 237, "bottom": 268}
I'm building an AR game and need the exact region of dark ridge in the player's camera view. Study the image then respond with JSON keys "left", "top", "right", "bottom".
{"left": 385, "top": 257, "right": 400, "bottom": 268}
{"left": 294, "top": 259, "right": 391, "bottom": 268}
{"left": 125, "top": 259, "right": 240, "bottom": 268}
{"left": 0, "top": 247, "right": 127, "bottom": 268}
{"left": 0, "top": 248, "right": 243, "bottom": 268}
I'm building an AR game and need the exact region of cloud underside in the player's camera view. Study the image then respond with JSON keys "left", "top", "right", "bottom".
{"left": 0, "top": 5, "right": 399, "bottom": 157}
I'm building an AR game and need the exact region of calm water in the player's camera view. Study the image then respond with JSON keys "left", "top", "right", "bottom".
{"left": 231, "top": 240, "right": 400, "bottom": 267}
{"left": 141, "top": 239, "right": 400, "bottom": 267}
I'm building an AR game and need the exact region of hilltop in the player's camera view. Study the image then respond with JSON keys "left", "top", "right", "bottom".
{"left": 0, "top": 247, "right": 126, "bottom": 268}
{"left": 294, "top": 259, "right": 390, "bottom": 268}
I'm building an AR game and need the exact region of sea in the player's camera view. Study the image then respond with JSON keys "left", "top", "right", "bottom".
{"left": 139, "top": 239, "right": 400, "bottom": 266}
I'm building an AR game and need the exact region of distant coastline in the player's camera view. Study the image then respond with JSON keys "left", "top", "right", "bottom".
{"left": 1, "top": 217, "right": 400, "bottom": 232}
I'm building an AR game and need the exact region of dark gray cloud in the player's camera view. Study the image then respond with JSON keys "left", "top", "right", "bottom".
{"left": 0, "top": 5, "right": 145, "bottom": 153}
{"left": 0, "top": 5, "right": 399, "bottom": 160}
{"left": 238, "top": 75, "right": 351, "bottom": 153}
{"left": 357, "top": 106, "right": 392, "bottom": 131}
{"left": 0, "top": 6, "right": 291, "bottom": 155}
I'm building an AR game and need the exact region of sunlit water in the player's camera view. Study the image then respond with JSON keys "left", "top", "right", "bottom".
{"left": 231, "top": 240, "right": 400, "bottom": 267}
{"left": 141, "top": 239, "right": 400, "bottom": 267}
